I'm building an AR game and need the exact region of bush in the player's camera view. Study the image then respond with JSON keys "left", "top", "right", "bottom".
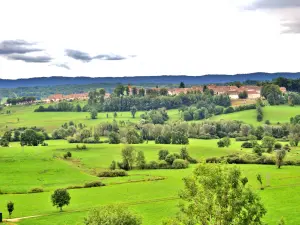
{"left": 84, "top": 181, "right": 105, "bottom": 188}
{"left": 41, "top": 142, "right": 48, "bottom": 146}
{"left": 253, "top": 145, "right": 264, "bottom": 156}
{"left": 217, "top": 140, "right": 225, "bottom": 147}
{"left": 235, "top": 136, "right": 249, "bottom": 142}
{"left": 67, "top": 151, "right": 72, "bottom": 157}
{"left": 29, "top": 187, "right": 44, "bottom": 193}
{"left": 274, "top": 143, "right": 282, "bottom": 150}
{"left": 83, "top": 137, "right": 100, "bottom": 144}
{"left": 76, "top": 144, "right": 87, "bottom": 150}
{"left": 283, "top": 144, "right": 291, "bottom": 152}
{"left": 165, "top": 153, "right": 180, "bottom": 165}
{"left": 98, "top": 169, "right": 128, "bottom": 177}
{"left": 172, "top": 159, "right": 189, "bottom": 169}
{"left": 241, "top": 142, "right": 253, "bottom": 148}
{"left": 158, "top": 160, "right": 169, "bottom": 169}
{"left": 158, "top": 149, "right": 169, "bottom": 160}
{"left": 145, "top": 161, "right": 159, "bottom": 169}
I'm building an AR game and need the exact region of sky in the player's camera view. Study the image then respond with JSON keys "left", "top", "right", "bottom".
{"left": 0, "top": 0, "right": 300, "bottom": 79}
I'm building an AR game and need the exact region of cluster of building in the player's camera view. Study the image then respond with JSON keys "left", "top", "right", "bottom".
{"left": 130, "top": 85, "right": 286, "bottom": 99}
{"left": 44, "top": 84, "right": 287, "bottom": 103}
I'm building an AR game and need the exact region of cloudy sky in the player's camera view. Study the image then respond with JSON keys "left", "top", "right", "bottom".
{"left": 0, "top": 0, "right": 299, "bottom": 79}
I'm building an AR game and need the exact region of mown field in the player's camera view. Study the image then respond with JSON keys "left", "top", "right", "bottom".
{"left": 211, "top": 105, "right": 300, "bottom": 125}
{"left": 0, "top": 139, "right": 300, "bottom": 224}
{"left": 1, "top": 104, "right": 300, "bottom": 224}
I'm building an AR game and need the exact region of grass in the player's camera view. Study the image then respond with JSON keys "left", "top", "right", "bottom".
{"left": 0, "top": 104, "right": 181, "bottom": 134}
{"left": 0, "top": 139, "right": 300, "bottom": 224}
{"left": 210, "top": 105, "right": 300, "bottom": 125}
{"left": 2, "top": 104, "right": 300, "bottom": 224}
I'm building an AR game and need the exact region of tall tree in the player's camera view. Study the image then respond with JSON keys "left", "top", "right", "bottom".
{"left": 164, "top": 164, "right": 266, "bottom": 225}
{"left": 179, "top": 82, "right": 185, "bottom": 88}
{"left": 130, "top": 106, "right": 137, "bottom": 118}
{"left": 51, "top": 189, "right": 71, "bottom": 211}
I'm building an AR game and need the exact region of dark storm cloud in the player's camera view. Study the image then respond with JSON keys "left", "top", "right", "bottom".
{"left": 7, "top": 54, "right": 52, "bottom": 63}
{"left": 65, "top": 49, "right": 92, "bottom": 62}
{"left": 247, "top": 0, "right": 300, "bottom": 34}
{"left": 0, "top": 39, "right": 43, "bottom": 55}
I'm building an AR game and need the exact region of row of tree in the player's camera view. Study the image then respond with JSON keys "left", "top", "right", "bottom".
{"left": 6, "top": 96, "right": 36, "bottom": 105}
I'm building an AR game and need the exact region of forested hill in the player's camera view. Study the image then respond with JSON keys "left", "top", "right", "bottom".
{"left": 1, "top": 72, "right": 300, "bottom": 88}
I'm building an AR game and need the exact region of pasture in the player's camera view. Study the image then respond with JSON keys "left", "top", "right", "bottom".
{"left": 1, "top": 104, "right": 300, "bottom": 224}
{"left": 0, "top": 139, "right": 300, "bottom": 224}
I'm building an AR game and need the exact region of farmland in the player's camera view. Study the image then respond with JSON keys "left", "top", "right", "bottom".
{"left": 1, "top": 103, "right": 300, "bottom": 224}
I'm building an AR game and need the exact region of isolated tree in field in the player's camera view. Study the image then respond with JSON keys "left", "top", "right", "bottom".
{"left": 84, "top": 204, "right": 142, "bottom": 225}
{"left": 130, "top": 106, "right": 137, "bottom": 118}
{"left": 262, "top": 136, "right": 276, "bottom": 152}
{"left": 51, "top": 189, "right": 71, "bottom": 211}
{"left": 113, "top": 111, "right": 117, "bottom": 118}
{"left": 223, "top": 136, "right": 231, "bottom": 147}
{"left": 257, "top": 173, "right": 263, "bottom": 190}
{"left": 90, "top": 108, "right": 98, "bottom": 119}
{"left": 179, "top": 82, "right": 185, "bottom": 88}
{"left": 164, "top": 164, "right": 266, "bottom": 225}
{"left": 121, "top": 146, "right": 136, "bottom": 170}
{"left": 7, "top": 201, "right": 14, "bottom": 218}
{"left": 276, "top": 149, "right": 287, "bottom": 169}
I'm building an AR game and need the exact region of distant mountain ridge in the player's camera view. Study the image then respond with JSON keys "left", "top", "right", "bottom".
{"left": 1, "top": 72, "right": 300, "bottom": 88}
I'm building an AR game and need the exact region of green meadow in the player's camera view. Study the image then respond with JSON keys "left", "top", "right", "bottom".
{"left": 210, "top": 105, "right": 300, "bottom": 125}
{"left": 1, "top": 104, "right": 300, "bottom": 224}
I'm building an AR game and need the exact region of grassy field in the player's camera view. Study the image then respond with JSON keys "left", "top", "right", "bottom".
{"left": 0, "top": 139, "right": 300, "bottom": 224}
{"left": 0, "top": 105, "right": 181, "bottom": 134}
{"left": 2, "top": 104, "right": 300, "bottom": 135}
{"left": 210, "top": 105, "right": 300, "bottom": 125}
{"left": 1, "top": 104, "right": 300, "bottom": 224}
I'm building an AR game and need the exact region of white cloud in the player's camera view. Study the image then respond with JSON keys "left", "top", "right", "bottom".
{"left": 0, "top": 0, "right": 299, "bottom": 79}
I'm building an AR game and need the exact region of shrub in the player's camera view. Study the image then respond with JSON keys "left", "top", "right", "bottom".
{"left": 235, "top": 137, "right": 249, "bottom": 142}
{"left": 241, "top": 142, "right": 253, "bottom": 148}
{"left": 165, "top": 153, "right": 181, "bottom": 165}
{"left": 84, "top": 181, "right": 105, "bottom": 188}
{"left": 274, "top": 143, "right": 282, "bottom": 150}
{"left": 76, "top": 144, "right": 87, "bottom": 150}
{"left": 283, "top": 144, "right": 291, "bottom": 152}
{"left": 145, "top": 161, "right": 159, "bottom": 169}
{"left": 253, "top": 145, "right": 264, "bottom": 156}
{"left": 83, "top": 137, "right": 100, "bottom": 144}
{"left": 158, "top": 160, "right": 169, "bottom": 169}
{"left": 41, "top": 142, "right": 48, "bottom": 146}
{"left": 67, "top": 151, "right": 72, "bottom": 157}
{"left": 172, "top": 159, "right": 189, "bottom": 169}
{"left": 217, "top": 140, "right": 225, "bottom": 147}
{"left": 98, "top": 169, "right": 128, "bottom": 177}
{"left": 29, "top": 187, "right": 44, "bottom": 193}
{"left": 158, "top": 149, "right": 169, "bottom": 160}
{"left": 110, "top": 160, "right": 117, "bottom": 170}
